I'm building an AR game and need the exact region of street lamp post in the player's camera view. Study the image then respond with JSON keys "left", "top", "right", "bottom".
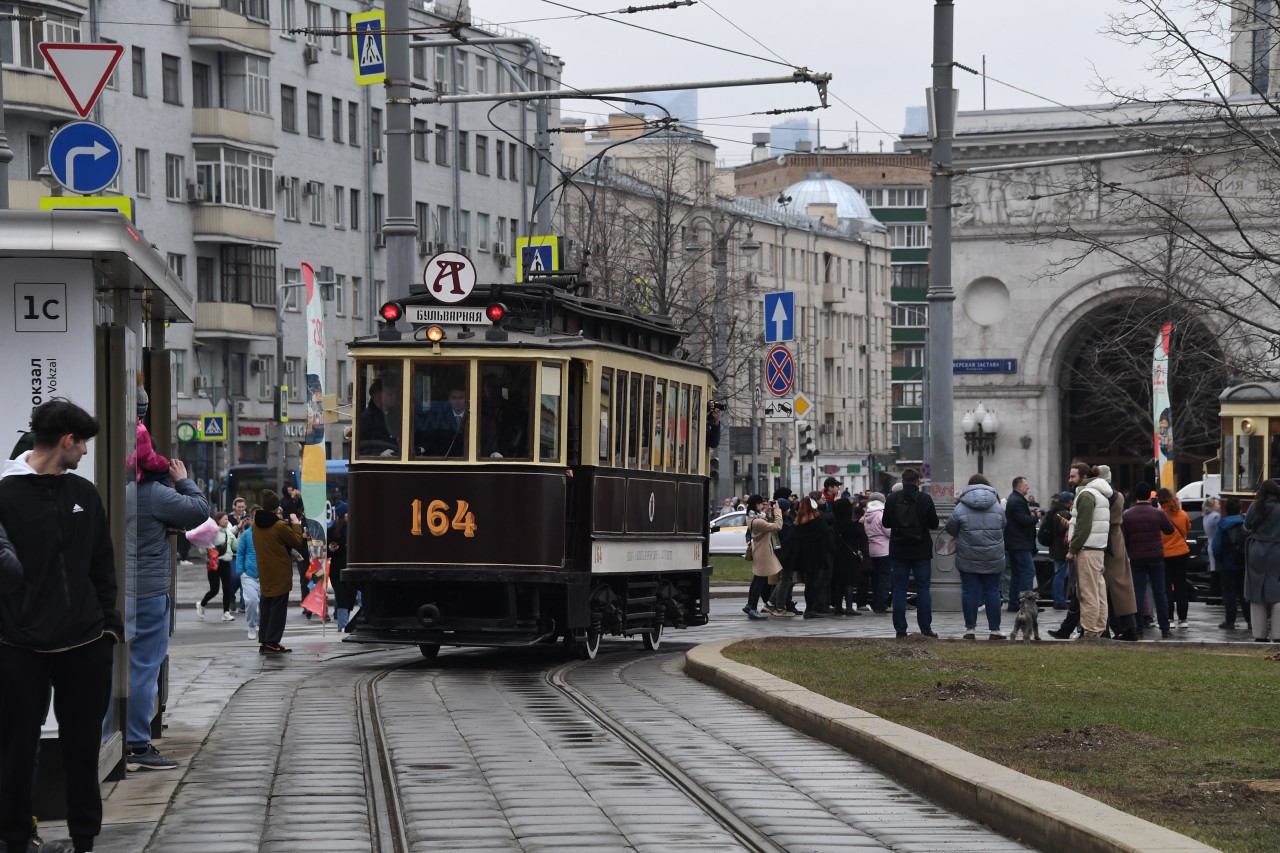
{"left": 960, "top": 402, "right": 999, "bottom": 476}
{"left": 685, "top": 214, "right": 760, "bottom": 501}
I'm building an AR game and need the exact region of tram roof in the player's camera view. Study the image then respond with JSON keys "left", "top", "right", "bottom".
{"left": 1220, "top": 380, "right": 1280, "bottom": 403}
{"left": 0, "top": 210, "right": 194, "bottom": 322}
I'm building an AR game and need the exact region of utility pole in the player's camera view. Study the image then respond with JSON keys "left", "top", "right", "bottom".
{"left": 927, "top": 0, "right": 957, "bottom": 501}
{"left": 0, "top": 32, "right": 12, "bottom": 209}
{"left": 385, "top": 0, "right": 416, "bottom": 306}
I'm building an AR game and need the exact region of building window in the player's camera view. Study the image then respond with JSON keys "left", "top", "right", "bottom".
{"left": 1254, "top": 0, "right": 1275, "bottom": 92}
{"left": 352, "top": 276, "right": 363, "bottom": 319}
{"left": 25, "top": 134, "right": 46, "bottom": 181}
{"left": 476, "top": 135, "right": 488, "bottom": 175}
{"left": 173, "top": 349, "right": 187, "bottom": 397}
{"left": 901, "top": 346, "right": 925, "bottom": 368}
{"left": 195, "top": 146, "right": 274, "bottom": 212}
{"left": 891, "top": 264, "right": 929, "bottom": 289}
{"left": 371, "top": 108, "right": 382, "bottom": 152}
{"left": 454, "top": 50, "right": 468, "bottom": 92}
{"left": 220, "top": 244, "right": 277, "bottom": 306}
{"left": 131, "top": 46, "right": 146, "bottom": 97}
{"left": 891, "top": 304, "right": 928, "bottom": 328}
{"left": 1, "top": 10, "right": 78, "bottom": 71}
{"left": 412, "top": 43, "right": 427, "bottom": 80}
{"left": 330, "top": 6, "right": 342, "bottom": 53}
{"left": 306, "top": 92, "right": 322, "bottom": 137}
{"left": 165, "top": 154, "right": 184, "bottom": 200}
{"left": 509, "top": 143, "right": 518, "bottom": 181}
{"left": 281, "top": 85, "right": 297, "bottom": 132}
{"left": 280, "top": 0, "right": 295, "bottom": 36}
{"left": 307, "top": 182, "right": 324, "bottom": 225}
{"left": 458, "top": 210, "right": 470, "bottom": 251}
{"left": 894, "top": 382, "right": 924, "bottom": 407}
{"left": 415, "top": 202, "right": 429, "bottom": 240}
{"left": 888, "top": 224, "right": 929, "bottom": 249}
{"left": 434, "top": 124, "right": 449, "bottom": 165}
{"left": 458, "top": 130, "right": 469, "bottom": 171}
{"left": 135, "top": 149, "right": 150, "bottom": 197}
{"left": 348, "top": 101, "right": 360, "bottom": 146}
{"left": 246, "top": 56, "right": 270, "bottom": 115}
{"left": 240, "top": 0, "right": 271, "bottom": 22}
{"left": 331, "top": 97, "right": 343, "bottom": 143}
{"left": 496, "top": 140, "right": 505, "bottom": 179}
{"left": 477, "top": 213, "right": 490, "bottom": 252}
{"left": 283, "top": 176, "right": 299, "bottom": 221}
{"left": 413, "top": 119, "right": 428, "bottom": 161}
{"left": 284, "top": 357, "right": 302, "bottom": 401}
{"left": 349, "top": 188, "right": 360, "bottom": 231}
{"left": 303, "top": 1, "right": 320, "bottom": 45}
{"left": 435, "top": 47, "right": 447, "bottom": 84}
{"left": 192, "top": 62, "right": 211, "bottom": 108}
{"left": 256, "top": 355, "right": 276, "bottom": 400}
{"left": 475, "top": 56, "right": 488, "bottom": 93}
{"left": 283, "top": 267, "right": 302, "bottom": 312}
{"left": 334, "top": 185, "right": 345, "bottom": 228}
{"left": 196, "top": 257, "right": 216, "bottom": 301}
{"left": 335, "top": 274, "right": 346, "bottom": 316}
{"left": 161, "top": 54, "right": 182, "bottom": 104}
{"left": 167, "top": 253, "right": 186, "bottom": 282}
{"left": 434, "top": 205, "right": 449, "bottom": 245}
{"left": 372, "top": 193, "right": 384, "bottom": 234}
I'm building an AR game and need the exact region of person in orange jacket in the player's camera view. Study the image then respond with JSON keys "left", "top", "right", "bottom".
{"left": 1158, "top": 487, "right": 1192, "bottom": 628}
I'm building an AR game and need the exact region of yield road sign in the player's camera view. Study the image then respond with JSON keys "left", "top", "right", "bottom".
{"left": 764, "top": 397, "right": 795, "bottom": 423}
{"left": 38, "top": 43, "right": 123, "bottom": 117}
{"left": 200, "top": 414, "right": 226, "bottom": 442}
{"left": 48, "top": 121, "right": 120, "bottom": 195}
{"left": 350, "top": 10, "right": 386, "bottom": 85}
{"left": 793, "top": 391, "right": 813, "bottom": 419}
{"left": 764, "top": 345, "right": 794, "bottom": 396}
{"left": 515, "top": 235, "right": 559, "bottom": 283}
{"left": 763, "top": 291, "right": 795, "bottom": 343}
{"left": 423, "top": 251, "right": 477, "bottom": 304}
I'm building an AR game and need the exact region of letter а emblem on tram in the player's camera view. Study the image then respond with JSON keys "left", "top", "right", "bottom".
{"left": 421, "top": 250, "right": 476, "bottom": 305}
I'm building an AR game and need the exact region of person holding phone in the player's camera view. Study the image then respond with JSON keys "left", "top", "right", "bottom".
{"left": 252, "top": 491, "right": 306, "bottom": 654}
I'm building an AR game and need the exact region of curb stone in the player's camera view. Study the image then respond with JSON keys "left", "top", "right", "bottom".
{"left": 684, "top": 639, "right": 1220, "bottom": 853}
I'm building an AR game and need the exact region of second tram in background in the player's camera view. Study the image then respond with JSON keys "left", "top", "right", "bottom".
{"left": 341, "top": 283, "right": 716, "bottom": 659}
{"left": 1216, "top": 380, "right": 1280, "bottom": 505}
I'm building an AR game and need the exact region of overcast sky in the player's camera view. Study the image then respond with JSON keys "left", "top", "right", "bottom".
{"left": 472, "top": 0, "right": 1200, "bottom": 165}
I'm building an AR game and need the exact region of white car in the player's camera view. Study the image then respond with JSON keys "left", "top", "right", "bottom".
{"left": 709, "top": 511, "right": 749, "bottom": 555}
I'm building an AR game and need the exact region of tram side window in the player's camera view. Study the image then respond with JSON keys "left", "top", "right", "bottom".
{"left": 356, "top": 361, "right": 402, "bottom": 458}
{"left": 652, "top": 379, "right": 666, "bottom": 469}
{"left": 479, "top": 362, "right": 533, "bottom": 460}
{"left": 640, "top": 376, "right": 655, "bottom": 470}
{"left": 540, "top": 362, "right": 562, "bottom": 462}
{"left": 1271, "top": 430, "right": 1280, "bottom": 482}
{"left": 628, "top": 373, "right": 641, "bottom": 466}
{"left": 614, "top": 370, "right": 628, "bottom": 466}
{"left": 690, "top": 387, "right": 702, "bottom": 473}
{"left": 599, "top": 368, "right": 613, "bottom": 464}
{"left": 1222, "top": 434, "right": 1234, "bottom": 492}
{"left": 678, "top": 385, "right": 690, "bottom": 472}
{"left": 1237, "top": 433, "right": 1264, "bottom": 493}
{"left": 668, "top": 384, "right": 681, "bottom": 471}
{"left": 411, "top": 362, "right": 469, "bottom": 459}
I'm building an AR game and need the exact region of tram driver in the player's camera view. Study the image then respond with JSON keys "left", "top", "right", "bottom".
{"left": 357, "top": 371, "right": 401, "bottom": 457}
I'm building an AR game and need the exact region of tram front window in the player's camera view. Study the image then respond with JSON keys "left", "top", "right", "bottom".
{"left": 356, "top": 362, "right": 402, "bottom": 458}
{"left": 479, "top": 362, "right": 532, "bottom": 460}
{"left": 412, "top": 362, "right": 470, "bottom": 459}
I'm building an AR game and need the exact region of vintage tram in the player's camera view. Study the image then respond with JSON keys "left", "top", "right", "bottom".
{"left": 1216, "top": 380, "right": 1280, "bottom": 503}
{"left": 342, "top": 283, "right": 716, "bottom": 659}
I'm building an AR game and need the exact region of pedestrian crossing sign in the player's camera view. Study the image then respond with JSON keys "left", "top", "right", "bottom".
{"left": 199, "top": 413, "right": 226, "bottom": 442}
{"left": 515, "top": 235, "right": 559, "bottom": 283}
{"left": 351, "top": 10, "right": 386, "bottom": 86}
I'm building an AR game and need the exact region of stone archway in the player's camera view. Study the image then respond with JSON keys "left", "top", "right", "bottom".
{"left": 1054, "top": 299, "right": 1225, "bottom": 494}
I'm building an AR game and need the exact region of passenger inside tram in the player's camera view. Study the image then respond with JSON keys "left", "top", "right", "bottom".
{"left": 413, "top": 363, "right": 470, "bottom": 458}
{"left": 357, "top": 363, "right": 401, "bottom": 457}
{"left": 479, "top": 363, "right": 532, "bottom": 459}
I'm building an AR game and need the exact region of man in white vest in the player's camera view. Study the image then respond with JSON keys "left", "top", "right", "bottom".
{"left": 1066, "top": 461, "right": 1114, "bottom": 639}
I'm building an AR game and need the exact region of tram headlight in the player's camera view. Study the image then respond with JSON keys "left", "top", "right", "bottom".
{"left": 425, "top": 325, "right": 445, "bottom": 343}
{"left": 1241, "top": 418, "right": 1256, "bottom": 435}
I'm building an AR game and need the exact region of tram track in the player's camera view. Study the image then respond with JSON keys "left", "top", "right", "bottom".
{"left": 358, "top": 663, "right": 415, "bottom": 853}
{"left": 547, "top": 656, "right": 788, "bottom": 853}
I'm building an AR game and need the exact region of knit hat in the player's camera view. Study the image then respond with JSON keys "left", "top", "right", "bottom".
{"left": 1094, "top": 464, "right": 1113, "bottom": 482}
{"left": 869, "top": 491, "right": 886, "bottom": 503}
{"left": 1057, "top": 491, "right": 1074, "bottom": 502}
{"left": 136, "top": 386, "right": 149, "bottom": 419}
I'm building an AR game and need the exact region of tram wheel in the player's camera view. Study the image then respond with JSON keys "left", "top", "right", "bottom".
{"left": 576, "top": 627, "right": 602, "bottom": 660}
{"left": 642, "top": 620, "right": 663, "bottom": 651}
{"left": 418, "top": 643, "right": 440, "bottom": 659}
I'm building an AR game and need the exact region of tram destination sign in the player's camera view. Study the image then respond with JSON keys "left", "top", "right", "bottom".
{"left": 405, "top": 305, "right": 491, "bottom": 326}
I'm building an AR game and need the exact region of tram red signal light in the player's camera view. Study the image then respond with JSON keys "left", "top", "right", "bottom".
{"left": 379, "top": 302, "right": 402, "bottom": 323}
{"left": 485, "top": 302, "right": 507, "bottom": 323}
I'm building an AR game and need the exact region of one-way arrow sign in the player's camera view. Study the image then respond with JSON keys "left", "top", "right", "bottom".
{"left": 763, "top": 291, "right": 795, "bottom": 343}
{"left": 39, "top": 43, "right": 124, "bottom": 118}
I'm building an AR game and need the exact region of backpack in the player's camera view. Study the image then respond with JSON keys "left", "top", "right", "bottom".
{"left": 1225, "top": 523, "right": 1248, "bottom": 566}
{"left": 890, "top": 493, "right": 923, "bottom": 544}
{"left": 1037, "top": 515, "right": 1055, "bottom": 547}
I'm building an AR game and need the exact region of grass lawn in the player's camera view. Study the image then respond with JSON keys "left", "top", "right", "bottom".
{"left": 725, "top": 637, "right": 1280, "bottom": 852}
{"left": 709, "top": 554, "right": 754, "bottom": 583}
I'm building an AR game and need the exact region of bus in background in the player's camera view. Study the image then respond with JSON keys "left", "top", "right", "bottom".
{"left": 224, "top": 461, "right": 348, "bottom": 520}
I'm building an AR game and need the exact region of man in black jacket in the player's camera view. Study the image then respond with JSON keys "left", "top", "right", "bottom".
{"left": 0, "top": 399, "right": 122, "bottom": 853}
{"left": 1005, "top": 476, "right": 1040, "bottom": 612}
{"left": 881, "top": 468, "right": 940, "bottom": 638}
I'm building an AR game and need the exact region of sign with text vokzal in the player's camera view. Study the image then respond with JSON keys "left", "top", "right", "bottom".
{"left": 0, "top": 259, "right": 97, "bottom": 479}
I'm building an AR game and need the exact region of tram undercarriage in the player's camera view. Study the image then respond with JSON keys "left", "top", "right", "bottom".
{"left": 344, "top": 567, "right": 711, "bottom": 659}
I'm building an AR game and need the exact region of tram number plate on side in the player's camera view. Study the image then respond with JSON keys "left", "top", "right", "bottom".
{"left": 405, "top": 306, "right": 491, "bottom": 326}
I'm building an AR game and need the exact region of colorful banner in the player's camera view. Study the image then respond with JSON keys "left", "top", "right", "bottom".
{"left": 1153, "top": 323, "right": 1175, "bottom": 490}
{"left": 299, "top": 262, "right": 329, "bottom": 619}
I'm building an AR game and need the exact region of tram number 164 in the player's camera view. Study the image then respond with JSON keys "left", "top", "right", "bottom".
{"left": 410, "top": 498, "right": 478, "bottom": 538}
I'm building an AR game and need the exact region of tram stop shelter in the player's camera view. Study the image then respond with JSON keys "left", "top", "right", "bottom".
{"left": 0, "top": 210, "right": 194, "bottom": 813}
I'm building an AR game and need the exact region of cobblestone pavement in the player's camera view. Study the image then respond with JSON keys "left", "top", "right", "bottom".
{"left": 32, "top": 574, "right": 1257, "bottom": 853}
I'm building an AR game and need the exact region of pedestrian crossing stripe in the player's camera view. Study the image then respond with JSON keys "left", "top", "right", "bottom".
{"left": 514, "top": 235, "right": 560, "bottom": 283}
{"left": 350, "top": 9, "right": 386, "bottom": 85}
{"left": 199, "top": 413, "right": 226, "bottom": 441}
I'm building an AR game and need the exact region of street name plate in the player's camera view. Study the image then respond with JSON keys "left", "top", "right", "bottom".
{"left": 406, "top": 306, "right": 490, "bottom": 325}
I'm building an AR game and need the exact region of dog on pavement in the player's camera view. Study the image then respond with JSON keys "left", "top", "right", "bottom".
{"left": 1011, "top": 590, "right": 1040, "bottom": 641}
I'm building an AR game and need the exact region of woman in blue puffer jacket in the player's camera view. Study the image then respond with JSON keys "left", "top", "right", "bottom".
{"left": 235, "top": 506, "right": 262, "bottom": 642}
{"left": 945, "top": 474, "right": 1007, "bottom": 640}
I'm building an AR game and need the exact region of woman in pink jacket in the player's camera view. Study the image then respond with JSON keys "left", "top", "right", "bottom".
{"left": 861, "top": 492, "right": 891, "bottom": 612}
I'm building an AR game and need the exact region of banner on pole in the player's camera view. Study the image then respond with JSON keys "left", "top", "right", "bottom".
{"left": 300, "top": 262, "right": 329, "bottom": 621}
{"left": 1153, "top": 323, "right": 1175, "bottom": 490}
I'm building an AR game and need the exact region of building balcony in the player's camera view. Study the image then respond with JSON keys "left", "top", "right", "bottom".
{"left": 7, "top": 180, "right": 51, "bottom": 211}
{"left": 192, "top": 206, "right": 276, "bottom": 243}
{"left": 822, "top": 338, "right": 844, "bottom": 359}
{"left": 189, "top": 4, "right": 273, "bottom": 55}
{"left": 195, "top": 302, "right": 276, "bottom": 339}
{"left": 821, "top": 280, "right": 843, "bottom": 304}
{"left": 2, "top": 69, "right": 78, "bottom": 120}
{"left": 192, "top": 108, "right": 276, "bottom": 148}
